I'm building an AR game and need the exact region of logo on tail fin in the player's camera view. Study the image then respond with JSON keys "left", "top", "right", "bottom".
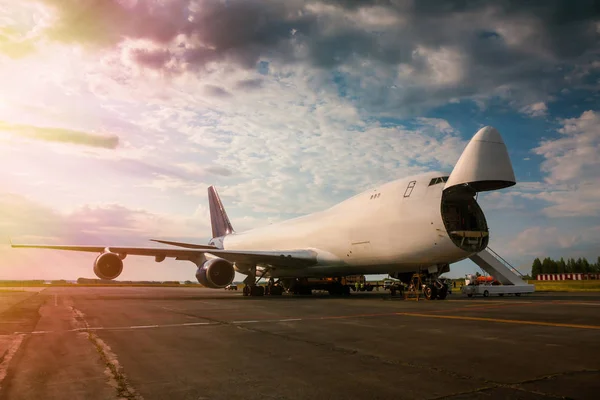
{"left": 208, "top": 186, "right": 234, "bottom": 238}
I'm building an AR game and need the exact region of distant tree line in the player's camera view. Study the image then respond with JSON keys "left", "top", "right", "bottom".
{"left": 0, "top": 280, "right": 45, "bottom": 286}
{"left": 531, "top": 257, "right": 600, "bottom": 276}
{"left": 76, "top": 278, "right": 187, "bottom": 285}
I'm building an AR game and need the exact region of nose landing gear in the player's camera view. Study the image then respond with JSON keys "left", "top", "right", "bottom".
{"left": 406, "top": 272, "right": 449, "bottom": 300}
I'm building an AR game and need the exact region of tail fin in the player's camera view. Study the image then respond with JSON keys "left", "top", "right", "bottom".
{"left": 208, "top": 186, "right": 234, "bottom": 238}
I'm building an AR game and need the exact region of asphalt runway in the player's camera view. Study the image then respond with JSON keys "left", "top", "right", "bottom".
{"left": 1, "top": 287, "right": 599, "bottom": 400}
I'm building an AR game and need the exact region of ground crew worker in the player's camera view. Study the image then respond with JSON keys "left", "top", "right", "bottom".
{"left": 355, "top": 281, "right": 359, "bottom": 292}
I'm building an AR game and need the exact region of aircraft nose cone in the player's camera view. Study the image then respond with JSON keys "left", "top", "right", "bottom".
{"left": 473, "top": 126, "right": 504, "bottom": 144}
{"left": 444, "top": 125, "right": 516, "bottom": 192}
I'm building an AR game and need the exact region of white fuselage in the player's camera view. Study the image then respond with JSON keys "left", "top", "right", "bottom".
{"left": 223, "top": 172, "right": 476, "bottom": 278}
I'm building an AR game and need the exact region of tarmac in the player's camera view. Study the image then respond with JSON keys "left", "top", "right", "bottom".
{"left": 1, "top": 287, "right": 599, "bottom": 400}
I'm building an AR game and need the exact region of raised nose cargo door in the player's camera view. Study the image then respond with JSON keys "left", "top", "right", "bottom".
{"left": 441, "top": 126, "right": 515, "bottom": 253}
{"left": 444, "top": 126, "right": 516, "bottom": 194}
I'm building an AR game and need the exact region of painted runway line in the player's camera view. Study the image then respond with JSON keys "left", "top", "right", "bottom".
{"left": 12, "top": 306, "right": 600, "bottom": 335}
{"left": 555, "top": 301, "right": 600, "bottom": 306}
{"left": 395, "top": 312, "right": 600, "bottom": 330}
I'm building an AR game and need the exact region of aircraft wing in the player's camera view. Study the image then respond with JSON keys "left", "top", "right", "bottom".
{"left": 149, "top": 239, "right": 218, "bottom": 249}
{"left": 10, "top": 243, "right": 318, "bottom": 268}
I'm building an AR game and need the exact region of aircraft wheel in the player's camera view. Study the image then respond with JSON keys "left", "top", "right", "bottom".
{"left": 243, "top": 285, "right": 250, "bottom": 296}
{"left": 250, "top": 285, "right": 265, "bottom": 296}
{"left": 515, "top": 293, "right": 521, "bottom": 297}
{"left": 270, "top": 286, "right": 283, "bottom": 295}
{"left": 343, "top": 285, "right": 351, "bottom": 296}
{"left": 483, "top": 290, "right": 489, "bottom": 297}
{"left": 423, "top": 286, "right": 433, "bottom": 300}
{"left": 366, "top": 285, "right": 374, "bottom": 292}
{"left": 467, "top": 293, "right": 473, "bottom": 298}
{"left": 437, "top": 286, "right": 448, "bottom": 300}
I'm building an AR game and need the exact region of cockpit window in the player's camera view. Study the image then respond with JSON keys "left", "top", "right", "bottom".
{"left": 428, "top": 176, "right": 449, "bottom": 186}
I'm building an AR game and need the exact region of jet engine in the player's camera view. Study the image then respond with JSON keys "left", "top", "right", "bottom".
{"left": 93, "top": 252, "right": 124, "bottom": 280}
{"left": 195, "top": 258, "right": 235, "bottom": 288}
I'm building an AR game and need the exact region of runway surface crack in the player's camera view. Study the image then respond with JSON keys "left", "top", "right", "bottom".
{"left": 72, "top": 307, "right": 143, "bottom": 400}
{"left": 0, "top": 335, "right": 24, "bottom": 392}
{"left": 429, "top": 369, "right": 599, "bottom": 399}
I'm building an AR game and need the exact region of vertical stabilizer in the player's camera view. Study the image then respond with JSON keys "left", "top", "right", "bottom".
{"left": 208, "top": 186, "right": 234, "bottom": 238}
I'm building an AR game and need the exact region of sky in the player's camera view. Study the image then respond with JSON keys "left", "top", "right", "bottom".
{"left": 0, "top": 0, "right": 599, "bottom": 282}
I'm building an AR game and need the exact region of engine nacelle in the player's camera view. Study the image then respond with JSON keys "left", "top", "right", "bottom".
{"left": 195, "top": 258, "right": 235, "bottom": 288}
{"left": 93, "top": 252, "right": 124, "bottom": 280}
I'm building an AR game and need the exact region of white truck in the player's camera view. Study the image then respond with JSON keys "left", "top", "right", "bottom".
{"left": 461, "top": 274, "right": 535, "bottom": 297}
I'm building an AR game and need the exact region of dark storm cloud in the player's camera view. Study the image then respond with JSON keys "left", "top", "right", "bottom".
{"left": 39, "top": 0, "right": 600, "bottom": 113}
{"left": 40, "top": 0, "right": 310, "bottom": 68}
{"left": 40, "top": 0, "right": 600, "bottom": 68}
{"left": 0, "top": 121, "right": 119, "bottom": 149}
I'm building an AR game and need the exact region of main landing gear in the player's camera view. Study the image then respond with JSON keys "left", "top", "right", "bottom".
{"left": 242, "top": 285, "right": 264, "bottom": 296}
{"left": 242, "top": 277, "right": 283, "bottom": 297}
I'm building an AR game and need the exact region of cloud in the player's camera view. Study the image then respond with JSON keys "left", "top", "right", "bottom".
{"left": 0, "top": 120, "right": 119, "bottom": 149}
{"left": 0, "top": 191, "right": 225, "bottom": 280}
{"left": 32, "top": 0, "right": 600, "bottom": 116}
{"left": 520, "top": 102, "right": 548, "bottom": 117}
{"left": 501, "top": 110, "right": 600, "bottom": 217}
{"left": 0, "top": 192, "right": 209, "bottom": 244}
{"left": 478, "top": 191, "right": 526, "bottom": 212}
{"left": 519, "top": 184, "right": 600, "bottom": 218}
{"left": 509, "top": 225, "right": 600, "bottom": 257}
{"left": 83, "top": 61, "right": 469, "bottom": 217}
{"left": 534, "top": 110, "right": 599, "bottom": 183}
{"left": 203, "top": 85, "right": 232, "bottom": 98}
{"left": 235, "top": 78, "right": 264, "bottom": 90}
{"left": 0, "top": 2, "right": 53, "bottom": 58}
{"left": 130, "top": 47, "right": 172, "bottom": 70}
{"left": 204, "top": 165, "right": 234, "bottom": 177}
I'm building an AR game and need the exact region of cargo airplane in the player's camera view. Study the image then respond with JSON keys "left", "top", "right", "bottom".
{"left": 12, "top": 126, "right": 516, "bottom": 298}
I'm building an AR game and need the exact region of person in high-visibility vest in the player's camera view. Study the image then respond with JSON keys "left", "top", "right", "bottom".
{"left": 355, "top": 282, "right": 359, "bottom": 292}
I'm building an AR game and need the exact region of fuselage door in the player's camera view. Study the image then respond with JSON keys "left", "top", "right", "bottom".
{"left": 403, "top": 180, "right": 416, "bottom": 197}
